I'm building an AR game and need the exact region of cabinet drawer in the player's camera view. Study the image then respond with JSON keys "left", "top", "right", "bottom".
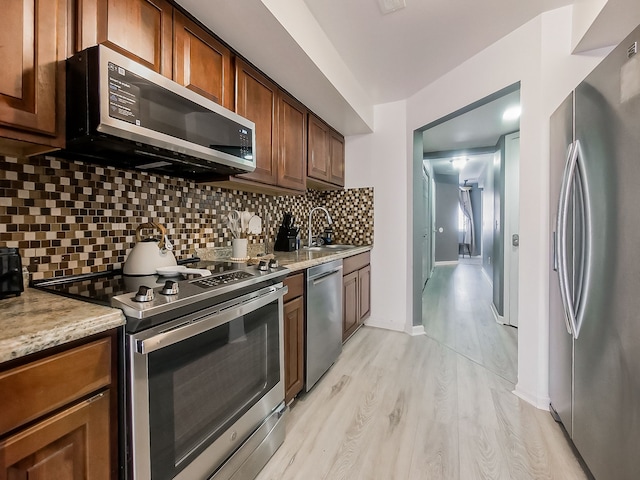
{"left": 283, "top": 273, "right": 304, "bottom": 302}
{"left": 0, "top": 337, "right": 112, "bottom": 436}
{"left": 343, "top": 251, "right": 370, "bottom": 275}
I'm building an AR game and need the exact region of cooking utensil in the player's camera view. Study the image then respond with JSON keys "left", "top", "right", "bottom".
{"left": 123, "top": 222, "right": 177, "bottom": 276}
{"left": 241, "top": 211, "right": 252, "bottom": 233}
{"left": 248, "top": 215, "right": 262, "bottom": 235}
{"left": 227, "top": 210, "right": 241, "bottom": 238}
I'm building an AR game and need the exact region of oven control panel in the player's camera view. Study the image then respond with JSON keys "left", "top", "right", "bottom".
{"left": 193, "top": 271, "right": 254, "bottom": 289}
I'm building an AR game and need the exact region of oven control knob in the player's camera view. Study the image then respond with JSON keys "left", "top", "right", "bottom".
{"left": 258, "top": 260, "right": 269, "bottom": 272}
{"left": 133, "top": 285, "right": 154, "bottom": 302}
{"left": 160, "top": 280, "right": 179, "bottom": 296}
{"left": 268, "top": 259, "right": 279, "bottom": 269}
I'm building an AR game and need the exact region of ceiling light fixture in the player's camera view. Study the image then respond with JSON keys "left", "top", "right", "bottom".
{"left": 450, "top": 157, "right": 468, "bottom": 170}
{"left": 503, "top": 105, "right": 521, "bottom": 121}
{"left": 377, "top": 0, "right": 406, "bottom": 15}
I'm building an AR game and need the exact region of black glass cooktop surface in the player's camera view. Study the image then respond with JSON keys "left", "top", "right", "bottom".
{"left": 31, "top": 259, "right": 248, "bottom": 306}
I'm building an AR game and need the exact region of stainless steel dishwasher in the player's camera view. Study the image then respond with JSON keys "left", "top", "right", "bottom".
{"left": 306, "top": 259, "right": 343, "bottom": 391}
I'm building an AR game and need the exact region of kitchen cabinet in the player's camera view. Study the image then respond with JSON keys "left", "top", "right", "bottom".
{"left": 211, "top": 59, "right": 307, "bottom": 195}
{"left": 307, "top": 113, "right": 345, "bottom": 189}
{"left": 329, "top": 129, "right": 345, "bottom": 186}
{"left": 342, "top": 252, "right": 371, "bottom": 342}
{"left": 235, "top": 59, "right": 279, "bottom": 186}
{"left": 76, "top": 0, "right": 174, "bottom": 77}
{"left": 283, "top": 273, "right": 305, "bottom": 404}
{"left": 0, "top": 0, "right": 67, "bottom": 156}
{"left": 173, "top": 11, "right": 234, "bottom": 110}
{"left": 277, "top": 92, "right": 307, "bottom": 191}
{"left": 0, "top": 331, "right": 118, "bottom": 478}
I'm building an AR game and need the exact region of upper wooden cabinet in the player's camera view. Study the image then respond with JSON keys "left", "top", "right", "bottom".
{"left": 307, "top": 114, "right": 330, "bottom": 182}
{"left": 329, "top": 129, "right": 345, "bottom": 187}
{"left": 307, "top": 113, "right": 345, "bottom": 189}
{"left": 277, "top": 92, "right": 307, "bottom": 191}
{"left": 222, "top": 59, "right": 307, "bottom": 194}
{"left": 0, "top": 0, "right": 67, "bottom": 154}
{"left": 76, "top": 0, "right": 174, "bottom": 77}
{"left": 235, "top": 59, "right": 279, "bottom": 185}
{"left": 173, "top": 11, "right": 234, "bottom": 110}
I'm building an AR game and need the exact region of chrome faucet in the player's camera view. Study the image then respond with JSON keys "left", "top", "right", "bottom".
{"left": 307, "top": 207, "right": 333, "bottom": 247}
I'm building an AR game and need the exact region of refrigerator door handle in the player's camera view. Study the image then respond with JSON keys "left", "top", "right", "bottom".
{"left": 557, "top": 141, "right": 579, "bottom": 336}
{"left": 573, "top": 140, "right": 591, "bottom": 339}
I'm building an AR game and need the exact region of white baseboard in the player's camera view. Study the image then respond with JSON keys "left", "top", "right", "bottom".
{"left": 435, "top": 260, "right": 458, "bottom": 266}
{"left": 407, "top": 324, "right": 425, "bottom": 336}
{"left": 513, "top": 384, "right": 551, "bottom": 411}
{"left": 490, "top": 302, "right": 506, "bottom": 325}
{"left": 481, "top": 267, "right": 492, "bottom": 287}
{"left": 363, "top": 318, "right": 404, "bottom": 333}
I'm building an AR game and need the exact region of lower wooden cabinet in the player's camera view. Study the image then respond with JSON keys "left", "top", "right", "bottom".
{"left": 0, "top": 330, "right": 118, "bottom": 479}
{"left": 0, "top": 392, "right": 111, "bottom": 479}
{"left": 283, "top": 273, "right": 305, "bottom": 404}
{"left": 342, "top": 252, "right": 371, "bottom": 343}
{"left": 343, "top": 270, "right": 359, "bottom": 341}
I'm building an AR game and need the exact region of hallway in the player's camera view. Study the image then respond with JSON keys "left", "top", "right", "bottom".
{"left": 423, "top": 258, "right": 518, "bottom": 384}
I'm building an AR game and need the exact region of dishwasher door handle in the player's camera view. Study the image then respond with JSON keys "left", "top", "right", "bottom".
{"left": 310, "top": 268, "right": 342, "bottom": 285}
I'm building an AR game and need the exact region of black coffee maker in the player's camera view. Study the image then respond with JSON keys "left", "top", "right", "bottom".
{"left": 274, "top": 212, "right": 299, "bottom": 252}
{"left": 0, "top": 248, "right": 24, "bottom": 298}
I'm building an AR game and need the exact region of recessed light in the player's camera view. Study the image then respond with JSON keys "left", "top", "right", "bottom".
{"left": 503, "top": 105, "right": 521, "bottom": 121}
{"left": 450, "top": 157, "right": 467, "bottom": 169}
{"left": 377, "top": 0, "right": 406, "bottom": 15}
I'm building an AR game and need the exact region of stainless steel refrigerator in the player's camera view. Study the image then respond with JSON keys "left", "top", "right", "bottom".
{"left": 549, "top": 24, "right": 640, "bottom": 480}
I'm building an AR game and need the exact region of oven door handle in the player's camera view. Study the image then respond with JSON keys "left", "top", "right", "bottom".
{"left": 135, "top": 284, "right": 288, "bottom": 354}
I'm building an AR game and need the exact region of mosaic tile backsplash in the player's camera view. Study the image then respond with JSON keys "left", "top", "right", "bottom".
{"left": 0, "top": 155, "right": 373, "bottom": 280}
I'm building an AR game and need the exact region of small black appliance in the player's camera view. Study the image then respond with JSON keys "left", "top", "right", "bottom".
{"left": 0, "top": 248, "right": 24, "bottom": 298}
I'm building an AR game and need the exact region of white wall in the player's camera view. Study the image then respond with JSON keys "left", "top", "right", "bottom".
{"left": 346, "top": 100, "right": 409, "bottom": 333}
{"left": 348, "top": 5, "right": 609, "bottom": 408}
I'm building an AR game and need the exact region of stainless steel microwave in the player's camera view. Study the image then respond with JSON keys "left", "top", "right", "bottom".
{"left": 64, "top": 45, "right": 255, "bottom": 180}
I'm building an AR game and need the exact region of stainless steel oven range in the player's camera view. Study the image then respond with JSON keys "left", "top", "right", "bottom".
{"left": 33, "top": 259, "right": 289, "bottom": 480}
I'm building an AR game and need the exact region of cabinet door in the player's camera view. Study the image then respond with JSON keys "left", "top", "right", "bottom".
{"left": 173, "top": 11, "right": 234, "bottom": 110}
{"left": 277, "top": 92, "right": 307, "bottom": 191}
{"left": 235, "top": 59, "right": 278, "bottom": 185}
{"left": 284, "top": 296, "right": 304, "bottom": 404}
{"left": 0, "top": 0, "right": 65, "bottom": 139}
{"left": 77, "top": 0, "right": 173, "bottom": 77}
{"left": 0, "top": 392, "right": 111, "bottom": 480}
{"left": 343, "top": 271, "right": 359, "bottom": 342}
{"left": 307, "top": 114, "right": 330, "bottom": 182}
{"left": 329, "top": 129, "right": 345, "bottom": 187}
{"left": 358, "top": 265, "right": 371, "bottom": 323}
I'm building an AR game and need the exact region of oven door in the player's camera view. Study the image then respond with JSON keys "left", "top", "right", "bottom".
{"left": 127, "top": 284, "right": 286, "bottom": 480}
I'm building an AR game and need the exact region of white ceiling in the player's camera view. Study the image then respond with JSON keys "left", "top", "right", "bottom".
{"left": 423, "top": 89, "right": 521, "bottom": 153}
{"left": 302, "top": 0, "right": 572, "bottom": 104}
{"left": 428, "top": 153, "right": 494, "bottom": 184}
{"left": 424, "top": 88, "right": 520, "bottom": 182}
{"left": 175, "top": 0, "right": 572, "bottom": 135}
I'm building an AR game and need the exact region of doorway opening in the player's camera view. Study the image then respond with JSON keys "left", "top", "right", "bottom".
{"left": 412, "top": 82, "right": 520, "bottom": 382}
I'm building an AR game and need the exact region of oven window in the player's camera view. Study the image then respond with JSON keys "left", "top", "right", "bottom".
{"left": 147, "top": 300, "right": 280, "bottom": 479}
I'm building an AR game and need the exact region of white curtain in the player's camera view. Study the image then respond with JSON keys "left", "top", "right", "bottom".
{"left": 459, "top": 189, "right": 475, "bottom": 253}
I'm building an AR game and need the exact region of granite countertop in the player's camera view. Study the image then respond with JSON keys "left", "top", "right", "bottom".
{"left": 0, "top": 245, "right": 371, "bottom": 365}
{"left": 195, "top": 244, "right": 372, "bottom": 273}
{"left": 0, "top": 289, "right": 125, "bottom": 364}
{"left": 270, "top": 245, "right": 372, "bottom": 273}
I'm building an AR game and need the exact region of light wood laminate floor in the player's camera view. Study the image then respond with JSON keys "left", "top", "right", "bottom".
{"left": 423, "top": 259, "right": 518, "bottom": 384}
{"left": 256, "top": 325, "right": 587, "bottom": 480}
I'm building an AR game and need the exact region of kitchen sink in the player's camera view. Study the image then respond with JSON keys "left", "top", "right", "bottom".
{"left": 303, "top": 244, "right": 359, "bottom": 252}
